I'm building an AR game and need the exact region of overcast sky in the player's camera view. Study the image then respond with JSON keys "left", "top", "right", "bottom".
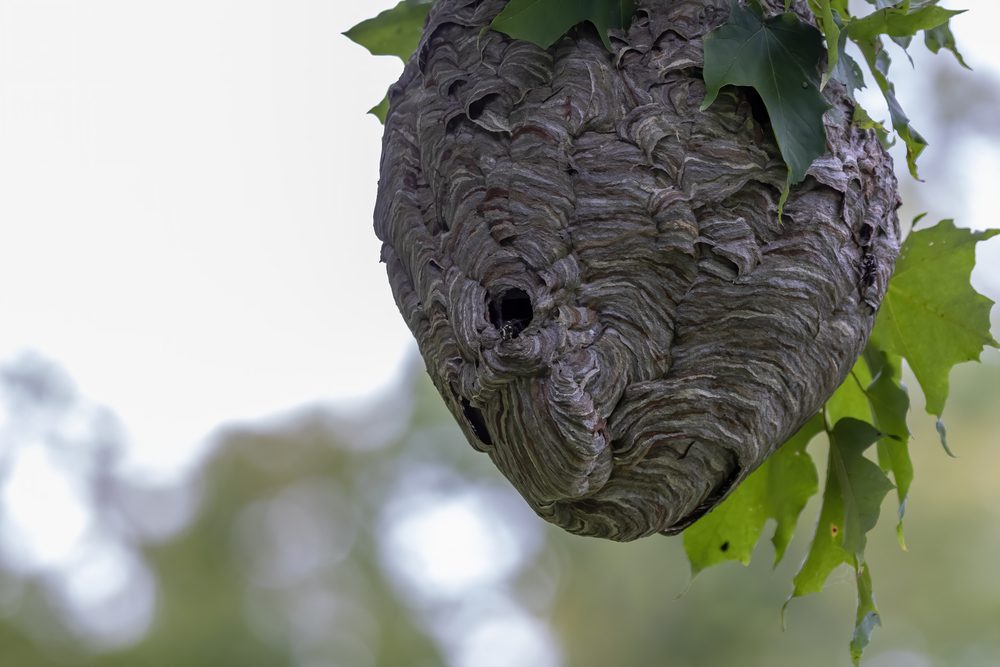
{"left": 0, "top": 0, "right": 418, "bottom": 477}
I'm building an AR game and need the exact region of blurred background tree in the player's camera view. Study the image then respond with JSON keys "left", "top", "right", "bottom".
{"left": 1, "top": 347, "right": 999, "bottom": 666}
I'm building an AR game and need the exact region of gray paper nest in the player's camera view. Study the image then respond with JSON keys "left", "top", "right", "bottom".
{"left": 374, "top": 0, "right": 900, "bottom": 541}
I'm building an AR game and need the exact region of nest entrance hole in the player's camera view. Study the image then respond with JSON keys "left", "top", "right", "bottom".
{"left": 489, "top": 288, "right": 533, "bottom": 340}
{"left": 460, "top": 398, "right": 493, "bottom": 446}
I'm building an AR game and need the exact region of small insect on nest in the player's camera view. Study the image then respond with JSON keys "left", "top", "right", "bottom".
{"left": 375, "top": 0, "right": 900, "bottom": 541}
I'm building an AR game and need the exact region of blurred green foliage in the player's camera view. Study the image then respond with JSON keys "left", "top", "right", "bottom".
{"left": 1, "top": 354, "right": 999, "bottom": 666}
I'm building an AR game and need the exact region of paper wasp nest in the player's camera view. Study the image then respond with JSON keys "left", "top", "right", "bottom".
{"left": 374, "top": 0, "right": 900, "bottom": 540}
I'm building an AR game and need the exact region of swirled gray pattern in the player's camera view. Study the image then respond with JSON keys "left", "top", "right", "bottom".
{"left": 374, "top": 0, "right": 900, "bottom": 540}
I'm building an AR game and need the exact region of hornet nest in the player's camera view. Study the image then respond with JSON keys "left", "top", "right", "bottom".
{"left": 374, "top": 0, "right": 900, "bottom": 540}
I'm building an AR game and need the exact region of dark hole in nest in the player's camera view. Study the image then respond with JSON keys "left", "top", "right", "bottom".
{"left": 720, "top": 541, "right": 730, "bottom": 552}
{"left": 468, "top": 93, "right": 499, "bottom": 120}
{"left": 741, "top": 87, "right": 771, "bottom": 129}
{"left": 488, "top": 288, "right": 533, "bottom": 340}
{"left": 859, "top": 223, "right": 873, "bottom": 244}
{"left": 460, "top": 398, "right": 493, "bottom": 446}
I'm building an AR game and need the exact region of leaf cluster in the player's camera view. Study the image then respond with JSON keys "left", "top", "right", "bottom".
{"left": 701, "top": 0, "right": 965, "bottom": 204}
{"left": 831, "top": 0, "right": 967, "bottom": 179}
{"left": 685, "top": 220, "right": 997, "bottom": 663}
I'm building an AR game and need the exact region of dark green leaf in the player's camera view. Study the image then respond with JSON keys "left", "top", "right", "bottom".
{"left": 789, "top": 418, "right": 890, "bottom": 597}
{"left": 846, "top": 4, "right": 963, "bottom": 42}
{"left": 344, "top": 0, "right": 434, "bottom": 124}
{"left": 861, "top": 0, "right": 896, "bottom": 9}
{"left": 768, "top": 420, "right": 823, "bottom": 563}
{"left": 830, "top": 0, "right": 850, "bottom": 15}
{"left": 701, "top": 1, "right": 830, "bottom": 185}
{"left": 924, "top": 22, "right": 970, "bottom": 68}
{"left": 787, "top": 418, "right": 891, "bottom": 664}
{"left": 871, "top": 220, "right": 1000, "bottom": 417}
{"left": 890, "top": 33, "right": 913, "bottom": 50}
{"left": 852, "top": 105, "right": 891, "bottom": 146}
{"left": 829, "top": 419, "right": 894, "bottom": 556}
{"left": 788, "top": 445, "right": 851, "bottom": 600}
{"left": 823, "top": 349, "right": 912, "bottom": 547}
{"left": 854, "top": 36, "right": 926, "bottom": 178}
{"left": 369, "top": 94, "right": 391, "bottom": 123}
{"left": 851, "top": 562, "right": 881, "bottom": 665}
{"left": 845, "top": 0, "right": 964, "bottom": 174}
{"left": 825, "top": 359, "right": 873, "bottom": 429}
{"left": 683, "top": 415, "right": 823, "bottom": 573}
{"left": 832, "top": 27, "right": 866, "bottom": 97}
{"left": 890, "top": 33, "right": 916, "bottom": 66}
{"left": 807, "top": 0, "right": 840, "bottom": 87}
{"left": 490, "top": 0, "right": 635, "bottom": 51}
{"left": 343, "top": 0, "right": 433, "bottom": 61}
{"left": 864, "top": 348, "right": 912, "bottom": 546}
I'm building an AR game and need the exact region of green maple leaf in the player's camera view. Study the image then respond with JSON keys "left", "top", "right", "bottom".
{"left": 490, "top": 0, "right": 635, "bottom": 51}
{"left": 787, "top": 418, "right": 893, "bottom": 665}
{"left": 831, "top": 22, "right": 866, "bottom": 97}
{"left": 846, "top": 2, "right": 964, "bottom": 178}
{"left": 864, "top": 349, "right": 912, "bottom": 546}
{"left": 701, "top": 0, "right": 830, "bottom": 188}
{"left": 825, "top": 358, "right": 874, "bottom": 429}
{"left": 368, "top": 95, "right": 391, "bottom": 124}
{"left": 343, "top": 0, "right": 434, "bottom": 123}
{"left": 871, "top": 220, "right": 999, "bottom": 418}
{"left": 343, "top": 0, "right": 433, "bottom": 60}
{"left": 829, "top": 419, "right": 895, "bottom": 556}
{"left": 786, "top": 415, "right": 891, "bottom": 590}
{"left": 787, "top": 447, "right": 850, "bottom": 601}
{"left": 683, "top": 415, "right": 822, "bottom": 574}
{"left": 846, "top": 3, "right": 964, "bottom": 43}
{"left": 806, "top": 0, "right": 840, "bottom": 88}
{"left": 826, "top": 350, "right": 912, "bottom": 547}
{"left": 854, "top": 37, "right": 926, "bottom": 178}
{"left": 924, "top": 22, "right": 969, "bottom": 68}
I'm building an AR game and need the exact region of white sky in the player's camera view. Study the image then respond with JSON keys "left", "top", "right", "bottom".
{"left": 0, "top": 0, "right": 413, "bottom": 475}
{"left": 0, "top": 0, "right": 997, "bottom": 478}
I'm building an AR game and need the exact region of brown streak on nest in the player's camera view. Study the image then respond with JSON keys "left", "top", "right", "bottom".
{"left": 374, "top": 0, "right": 900, "bottom": 541}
